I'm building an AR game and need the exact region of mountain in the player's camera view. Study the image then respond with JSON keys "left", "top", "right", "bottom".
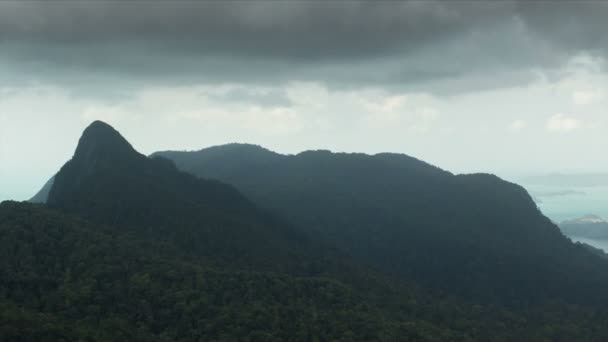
{"left": 0, "top": 201, "right": 434, "bottom": 341}
{"left": 15, "top": 122, "right": 608, "bottom": 339}
{"left": 561, "top": 214, "right": 608, "bottom": 240}
{"left": 9, "top": 122, "right": 446, "bottom": 340}
{"left": 2, "top": 202, "right": 607, "bottom": 341}
{"left": 155, "top": 144, "right": 608, "bottom": 305}
{"left": 29, "top": 175, "right": 54, "bottom": 203}
{"left": 38, "top": 122, "right": 452, "bottom": 316}
{"left": 45, "top": 122, "right": 327, "bottom": 273}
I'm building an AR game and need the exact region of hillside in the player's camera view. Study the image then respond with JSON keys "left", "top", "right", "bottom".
{"left": 0, "top": 201, "right": 440, "bottom": 340}
{"left": 45, "top": 122, "right": 329, "bottom": 274}
{"left": 29, "top": 176, "right": 54, "bottom": 204}
{"left": 155, "top": 144, "right": 608, "bottom": 305}
{"left": 2, "top": 202, "right": 608, "bottom": 341}
{"left": 15, "top": 122, "right": 608, "bottom": 340}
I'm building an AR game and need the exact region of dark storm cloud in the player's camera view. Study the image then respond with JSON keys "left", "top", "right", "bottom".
{"left": 514, "top": 2, "right": 608, "bottom": 54}
{"left": 0, "top": 1, "right": 498, "bottom": 58}
{"left": 0, "top": 1, "right": 606, "bottom": 94}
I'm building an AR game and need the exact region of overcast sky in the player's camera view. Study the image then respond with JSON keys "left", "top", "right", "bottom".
{"left": 1, "top": 1, "right": 607, "bottom": 201}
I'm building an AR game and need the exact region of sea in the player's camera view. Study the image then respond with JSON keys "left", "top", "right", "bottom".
{"left": 520, "top": 183, "right": 608, "bottom": 252}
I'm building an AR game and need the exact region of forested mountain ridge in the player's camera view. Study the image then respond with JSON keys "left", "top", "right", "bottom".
{"left": 155, "top": 144, "right": 608, "bottom": 305}
{"left": 12, "top": 121, "right": 608, "bottom": 340}
{"left": 29, "top": 175, "right": 54, "bottom": 204}
{"left": 38, "top": 121, "right": 432, "bottom": 299}
{"left": 0, "top": 201, "right": 451, "bottom": 341}
{"left": 45, "top": 121, "right": 327, "bottom": 274}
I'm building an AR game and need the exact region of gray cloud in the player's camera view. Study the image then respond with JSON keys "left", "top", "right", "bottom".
{"left": 0, "top": 1, "right": 606, "bottom": 94}
{"left": 207, "top": 88, "right": 292, "bottom": 108}
{"left": 515, "top": 2, "right": 608, "bottom": 54}
{"left": 0, "top": 2, "right": 498, "bottom": 57}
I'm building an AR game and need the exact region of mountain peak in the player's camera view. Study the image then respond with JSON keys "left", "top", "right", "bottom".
{"left": 87, "top": 120, "right": 114, "bottom": 130}
{"left": 73, "top": 121, "right": 137, "bottom": 163}
{"left": 47, "top": 121, "right": 145, "bottom": 206}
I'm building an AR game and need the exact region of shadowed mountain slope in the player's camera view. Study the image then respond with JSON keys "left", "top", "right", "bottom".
{"left": 16, "top": 122, "right": 608, "bottom": 339}
{"left": 0, "top": 201, "right": 445, "bottom": 341}
{"left": 46, "top": 122, "right": 327, "bottom": 273}
{"left": 5, "top": 202, "right": 608, "bottom": 341}
{"left": 29, "top": 176, "right": 54, "bottom": 204}
{"left": 155, "top": 144, "right": 608, "bottom": 305}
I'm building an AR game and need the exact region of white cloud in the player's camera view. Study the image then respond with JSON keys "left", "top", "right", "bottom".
{"left": 358, "top": 93, "right": 439, "bottom": 133}
{"left": 82, "top": 105, "right": 132, "bottom": 124}
{"left": 509, "top": 119, "right": 527, "bottom": 132}
{"left": 410, "top": 107, "right": 440, "bottom": 133}
{"left": 378, "top": 95, "right": 409, "bottom": 113}
{"left": 572, "top": 89, "right": 604, "bottom": 105}
{"left": 554, "top": 54, "right": 607, "bottom": 106}
{"left": 83, "top": 85, "right": 303, "bottom": 137}
{"left": 286, "top": 82, "right": 329, "bottom": 109}
{"left": 546, "top": 113, "right": 580, "bottom": 132}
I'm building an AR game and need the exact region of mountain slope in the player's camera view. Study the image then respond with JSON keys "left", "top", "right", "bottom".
{"left": 17, "top": 122, "right": 469, "bottom": 340}
{"left": 46, "top": 122, "right": 324, "bottom": 273}
{"left": 17, "top": 123, "right": 608, "bottom": 339}
{"left": 155, "top": 144, "right": 608, "bottom": 305}
{"left": 5, "top": 201, "right": 608, "bottom": 341}
{"left": 41, "top": 121, "right": 425, "bottom": 294}
{"left": 0, "top": 201, "right": 424, "bottom": 341}
{"left": 29, "top": 175, "right": 54, "bottom": 203}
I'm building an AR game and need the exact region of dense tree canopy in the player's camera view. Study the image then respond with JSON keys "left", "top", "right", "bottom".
{"left": 155, "top": 144, "right": 608, "bottom": 305}
{"left": 5, "top": 201, "right": 608, "bottom": 341}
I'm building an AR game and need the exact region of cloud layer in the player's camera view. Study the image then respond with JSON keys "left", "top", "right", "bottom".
{"left": 0, "top": 1, "right": 606, "bottom": 93}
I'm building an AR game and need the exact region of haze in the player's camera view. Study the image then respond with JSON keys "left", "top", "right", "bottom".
{"left": 1, "top": 1, "right": 607, "bottom": 201}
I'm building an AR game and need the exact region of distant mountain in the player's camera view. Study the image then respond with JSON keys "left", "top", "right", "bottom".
{"left": 44, "top": 121, "right": 335, "bottom": 274}
{"left": 5, "top": 202, "right": 608, "bottom": 341}
{"left": 28, "top": 175, "right": 54, "bottom": 203}
{"left": 16, "top": 122, "right": 608, "bottom": 339}
{"left": 561, "top": 214, "right": 608, "bottom": 240}
{"left": 155, "top": 144, "right": 608, "bottom": 305}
